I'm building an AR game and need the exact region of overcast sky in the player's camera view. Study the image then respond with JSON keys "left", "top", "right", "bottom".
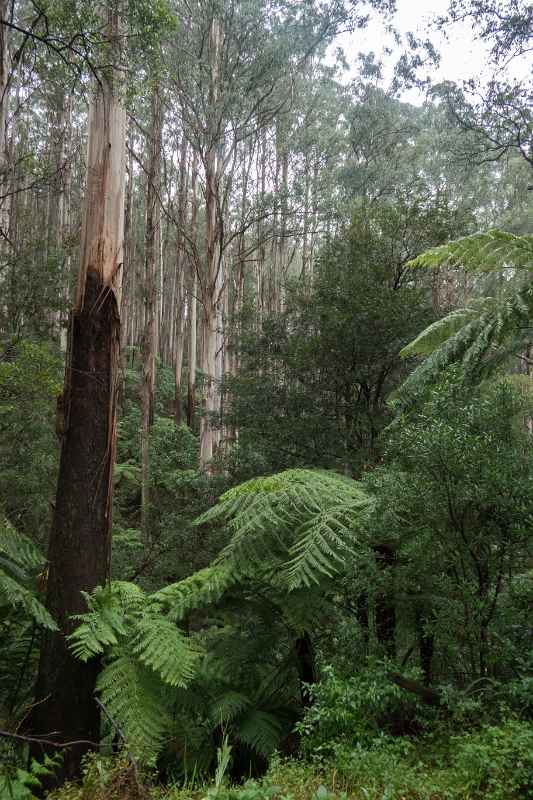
{"left": 334, "top": 0, "right": 529, "bottom": 101}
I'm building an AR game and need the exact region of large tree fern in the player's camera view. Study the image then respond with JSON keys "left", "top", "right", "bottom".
{"left": 68, "top": 581, "right": 202, "bottom": 757}
{"left": 398, "top": 229, "right": 533, "bottom": 405}
{"left": 70, "top": 469, "right": 372, "bottom": 763}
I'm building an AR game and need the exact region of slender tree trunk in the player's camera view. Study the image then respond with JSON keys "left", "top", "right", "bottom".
{"left": 187, "top": 153, "right": 199, "bottom": 428}
{"left": 140, "top": 87, "right": 162, "bottom": 541}
{"left": 29, "top": 7, "right": 126, "bottom": 785}
{"left": 121, "top": 132, "right": 134, "bottom": 351}
{"left": 277, "top": 141, "right": 289, "bottom": 311}
{"left": 199, "top": 16, "right": 224, "bottom": 469}
{"left": 174, "top": 134, "right": 188, "bottom": 426}
{"left": 47, "top": 85, "right": 72, "bottom": 348}
{"left": 0, "top": 0, "right": 11, "bottom": 259}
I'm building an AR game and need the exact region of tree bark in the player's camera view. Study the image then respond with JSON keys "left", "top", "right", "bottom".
{"left": 140, "top": 87, "right": 162, "bottom": 541}
{"left": 29, "top": 6, "right": 126, "bottom": 786}
{"left": 174, "top": 134, "right": 188, "bottom": 426}
{"left": 199, "top": 15, "right": 224, "bottom": 469}
{"left": 187, "top": 152, "right": 199, "bottom": 429}
{"left": 0, "top": 0, "right": 11, "bottom": 257}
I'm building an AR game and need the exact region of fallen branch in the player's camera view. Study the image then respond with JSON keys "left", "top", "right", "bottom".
{"left": 388, "top": 672, "right": 442, "bottom": 707}
{"left": 0, "top": 729, "right": 99, "bottom": 748}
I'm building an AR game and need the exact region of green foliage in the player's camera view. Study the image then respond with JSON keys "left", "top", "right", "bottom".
{"left": 198, "top": 469, "right": 371, "bottom": 590}
{"left": 408, "top": 229, "right": 533, "bottom": 272}
{"left": 399, "top": 229, "right": 533, "bottom": 405}
{"left": 296, "top": 663, "right": 433, "bottom": 756}
{"left": 224, "top": 205, "right": 437, "bottom": 477}
{"left": 370, "top": 373, "right": 533, "bottom": 682}
{"left": 0, "top": 754, "right": 62, "bottom": 800}
{"left": 68, "top": 581, "right": 202, "bottom": 758}
{"left": 447, "top": 719, "right": 533, "bottom": 799}
{"left": 0, "top": 341, "right": 61, "bottom": 544}
{"left": 113, "top": 374, "right": 218, "bottom": 589}
{"left": 0, "top": 518, "right": 56, "bottom": 630}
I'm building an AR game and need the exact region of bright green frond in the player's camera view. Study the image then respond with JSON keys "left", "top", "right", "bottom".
{"left": 408, "top": 229, "right": 533, "bottom": 273}
{"left": 283, "top": 492, "right": 371, "bottom": 589}
{"left": 97, "top": 651, "right": 171, "bottom": 758}
{"left": 151, "top": 564, "right": 236, "bottom": 620}
{"left": 199, "top": 470, "right": 369, "bottom": 590}
{"left": 400, "top": 304, "right": 491, "bottom": 358}
{"left": 132, "top": 615, "right": 201, "bottom": 687}
{"left": 68, "top": 585, "right": 133, "bottom": 661}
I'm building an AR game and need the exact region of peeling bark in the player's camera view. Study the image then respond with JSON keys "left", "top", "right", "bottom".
{"left": 29, "top": 6, "right": 126, "bottom": 786}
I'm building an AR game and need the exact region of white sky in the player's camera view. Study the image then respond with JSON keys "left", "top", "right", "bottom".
{"left": 334, "top": 0, "right": 530, "bottom": 101}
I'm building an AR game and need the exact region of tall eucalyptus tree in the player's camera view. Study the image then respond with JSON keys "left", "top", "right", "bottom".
{"left": 169, "top": 0, "right": 392, "bottom": 468}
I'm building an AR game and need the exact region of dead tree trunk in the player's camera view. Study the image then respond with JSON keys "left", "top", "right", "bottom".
{"left": 29, "top": 7, "right": 126, "bottom": 786}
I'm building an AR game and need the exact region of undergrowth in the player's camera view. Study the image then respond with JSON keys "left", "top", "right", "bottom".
{"left": 45, "top": 716, "right": 533, "bottom": 800}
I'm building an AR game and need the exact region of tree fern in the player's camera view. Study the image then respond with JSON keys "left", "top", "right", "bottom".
{"left": 97, "top": 650, "right": 171, "bottom": 758}
{"left": 0, "top": 517, "right": 56, "bottom": 630}
{"left": 408, "top": 229, "right": 533, "bottom": 273}
{"left": 132, "top": 615, "right": 201, "bottom": 687}
{"left": 399, "top": 230, "right": 533, "bottom": 405}
{"left": 69, "top": 582, "right": 203, "bottom": 759}
{"left": 71, "top": 468, "right": 371, "bottom": 764}
{"left": 236, "top": 710, "right": 283, "bottom": 757}
{"left": 198, "top": 469, "right": 371, "bottom": 589}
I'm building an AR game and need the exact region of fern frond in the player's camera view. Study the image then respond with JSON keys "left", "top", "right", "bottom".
{"left": 151, "top": 564, "right": 236, "bottom": 620}
{"left": 111, "top": 580, "right": 146, "bottom": 611}
{"left": 97, "top": 651, "right": 171, "bottom": 758}
{"left": 201, "top": 470, "right": 369, "bottom": 589}
{"left": 0, "top": 569, "right": 57, "bottom": 629}
{"left": 0, "top": 517, "right": 44, "bottom": 570}
{"left": 398, "top": 284, "right": 533, "bottom": 407}
{"left": 209, "top": 691, "right": 252, "bottom": 725}
{"left": 68, "top": 584, "right": 138, "bottom": 661}
{"left": 408, "top": 229, "right": 533, "bottom": 273}
{"left": 235, "top": 710, "right": 283, "bottom": 757}
{"left": 132, "top": 615, "right": 201, "bottom": 687}
{"left": 284, "top": 491, "right": 371, "bottom": 589}
{"left": 400, "top": 302, "right": 493, "bottom": 358}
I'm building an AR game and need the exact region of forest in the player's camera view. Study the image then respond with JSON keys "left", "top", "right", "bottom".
{"left": 0, "top": 0, "right": 532, "bottom": 798}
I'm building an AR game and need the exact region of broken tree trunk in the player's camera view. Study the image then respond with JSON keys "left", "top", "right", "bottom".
{"left": 29, "top": 6, "right": 126, "bottom": 786}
